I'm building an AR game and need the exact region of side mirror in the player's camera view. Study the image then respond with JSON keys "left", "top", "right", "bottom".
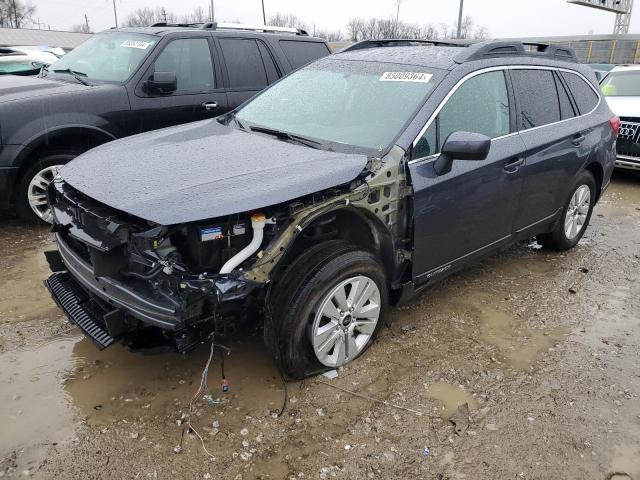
{"left": 433, "top": 131, "right": 492, "bottom": 176}
{"left": 146, "top": 71, "right": 177, "bottom": 94}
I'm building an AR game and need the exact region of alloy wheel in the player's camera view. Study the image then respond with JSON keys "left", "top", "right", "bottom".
{"left": 27, "top": 164, "right": 62, "bottom": 223}
{"left": 311, "top": 275, "right": 381, "bottom": 368}
{"left": 564, "top": 184, "right": 591, "bottom": 240}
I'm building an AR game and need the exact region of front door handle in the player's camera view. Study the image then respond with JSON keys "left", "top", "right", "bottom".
{"left": 572, "top": 134, "right": 586, "bottom": 146}
{"left": 503, "top": 157, "right": 525, "bottom": 173}
{"left": 202, "top": 101, "right": 218, "bottom": 111}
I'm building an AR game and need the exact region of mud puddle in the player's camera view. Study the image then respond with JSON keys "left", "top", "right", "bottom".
{"left": 423, "top": 382, "right": 478, "bottom": 418}
{"left": 0, "top": 335, "right": 79, "bottom": 470}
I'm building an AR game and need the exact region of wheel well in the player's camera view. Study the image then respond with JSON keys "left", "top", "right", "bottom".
{"left": 15, "top": 129, "right": 113, "bottom": 190}
{"left": 585, "top": 162, "right": 604, "bottom": 201}
{"left": 274, "top": 208, "right": 397, "bottom": 284}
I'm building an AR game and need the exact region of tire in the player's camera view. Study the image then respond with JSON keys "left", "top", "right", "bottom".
{"left": 538, "top": 170, "right": 596, "bottom": 251}
{"left": 16, "top": 151, "right": 80, "bottom": 224}
{"left": 269, "top": 240, "right": 388, "bottom": 380}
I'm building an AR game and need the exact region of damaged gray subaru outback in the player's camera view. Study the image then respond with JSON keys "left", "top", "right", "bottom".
{"left": 45, "top": 40, "right": 617, "bottom": 379}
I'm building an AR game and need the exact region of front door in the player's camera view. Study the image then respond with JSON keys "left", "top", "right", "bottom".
{"left": 408, "top": 69, "right": 526, "bottom": 284}
{"left": 129, "top": 36, "right": 228, "bottom": 132}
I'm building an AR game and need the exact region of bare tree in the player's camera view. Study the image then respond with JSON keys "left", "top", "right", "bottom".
{"left": 122, "top": 7, "right": 176, "bottom": 27}
{"left": 0, "top": 0, "right": 35, "bottom": 28}
{"left": 180, "top": 6, "right": 207, "bottom": 24}
{"left": 346, "top": 17, "right": 365, "bottom": 41}
{"left": 268, "top": 12, "right": 307, "bottom": 31}
{"left": 316, "top": 30, "right": 344, "bottom": 42}
{"left": 71, "top": 23, "right": 92, "bottom": 33}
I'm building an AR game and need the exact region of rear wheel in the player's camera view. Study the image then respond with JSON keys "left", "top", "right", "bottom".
{"left": 538, "top": 170, "right": 596, "bottom": 251}
{"left": 16, "top": 151, "right": 80, "bottom": 223}
{"left": 269, "top": 241, "right": 388, "bottom": 379}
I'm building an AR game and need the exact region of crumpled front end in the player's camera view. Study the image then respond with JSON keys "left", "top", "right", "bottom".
{"left": 45, "top": 178, "right": 261, "bottom": 353}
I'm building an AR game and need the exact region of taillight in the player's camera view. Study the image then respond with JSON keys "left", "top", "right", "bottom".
{"left": 610, "top": 116, "right": 621, "bottom": 137}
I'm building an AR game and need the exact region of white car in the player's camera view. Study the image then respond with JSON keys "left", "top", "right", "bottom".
{"left": 601, "top": 65, "right": 640, "bottom": 171}
{"left": 0, "top": 46, "right": 62, "bottom": 76}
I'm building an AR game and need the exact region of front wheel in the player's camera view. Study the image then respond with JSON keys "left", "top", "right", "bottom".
{"left": 269, "top": 241, "right": 388, "bottom": 379}
{"left": 16, "top": 152, "right": 79, "bottom": 223}
{"left": 538, "top": 170, "right": 596, "bottom": 251}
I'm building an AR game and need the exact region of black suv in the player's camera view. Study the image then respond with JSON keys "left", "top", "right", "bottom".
{"left": 45, "top": 40, "right": 617, "bottom": 379}
{"left": 0, "top": 23, "right": 330, "bottom": 222}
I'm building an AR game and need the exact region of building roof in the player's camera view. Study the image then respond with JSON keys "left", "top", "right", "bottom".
{"left": 0, "top": 27, "right": 92, "bottom": 50}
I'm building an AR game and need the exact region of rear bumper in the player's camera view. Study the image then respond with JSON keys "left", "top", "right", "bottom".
{"left": 615, "top": 154, "right": 640, "bottom": 171}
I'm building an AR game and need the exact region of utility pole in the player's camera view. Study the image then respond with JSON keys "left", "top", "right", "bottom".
{"left": 11, "top": 0, "right": 18, "bottom": 28}
{"left": 210, "top": 0, "right": 215, "bottom": 22}
{"left": 112, "top": 0, "right": 118, "bottom": 28}
{"left": 85, "top": 14, "right": 90, "bottom": 32}
{"left": 261, "top": 0, "right": 266, "bottom": 24}
{"left": 456, "top": 0, "right": 464, "bottom": 39}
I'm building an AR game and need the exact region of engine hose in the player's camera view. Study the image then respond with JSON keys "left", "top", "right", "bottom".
{"left": 120, "top": 264, "right": 163, "bottom": 280}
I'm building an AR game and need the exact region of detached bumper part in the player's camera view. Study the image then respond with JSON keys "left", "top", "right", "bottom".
{"left": 45, "top": 272, "right": 115, "bottom": 349}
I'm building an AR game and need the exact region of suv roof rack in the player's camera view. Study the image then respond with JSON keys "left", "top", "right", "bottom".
{"left": 338, "top": 38, "right": 579, "bottom": 64}
{"left": 456, "top": 41, "right": 579, "bottom": 63}
{"left": 150, "top": 21, "right": 308, "bottom": 36}
{"left": 340, "top": 39, "right": 467, "bottom": 52}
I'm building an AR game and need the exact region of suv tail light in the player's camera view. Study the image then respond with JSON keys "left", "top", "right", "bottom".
{"left": 610, "top": 116, "right": 621, "bottom": 137}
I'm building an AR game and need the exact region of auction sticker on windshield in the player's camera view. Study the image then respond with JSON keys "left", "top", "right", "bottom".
{"left": 380, "top": 72, "right": 433, "bottom": 83}
{"left": 121, "top": 40, "right": 154, "bottom": 50}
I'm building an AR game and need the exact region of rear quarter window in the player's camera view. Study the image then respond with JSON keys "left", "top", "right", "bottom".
{"left": 561, "top": 72, "right": 599, "bottom": 115}
{"left": 279, "top": 40, "right": 330, "bottom": 69}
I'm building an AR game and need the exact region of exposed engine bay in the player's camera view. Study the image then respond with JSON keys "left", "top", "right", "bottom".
{"left": 44, "top": 148, "right": 410, "bottom": 355}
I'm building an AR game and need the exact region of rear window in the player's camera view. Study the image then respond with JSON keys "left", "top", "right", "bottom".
{"left": 561, "top": 72, "right": 599, "bottom": 114}
{"left": 511, "top": 69, "right": 561, "bottom": 129}
{"left": 279, "top": 40, "right": 330, "bottom": 69}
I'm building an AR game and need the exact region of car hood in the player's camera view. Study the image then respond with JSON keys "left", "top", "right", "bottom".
{"left": 61, "top": 119, "right": 369, "bottom": 225}
{"left": 605, "top": 96, "right": 640, "bottom": 118}
{"left": 0, "top": 73, "right": 87, "bottom": 103}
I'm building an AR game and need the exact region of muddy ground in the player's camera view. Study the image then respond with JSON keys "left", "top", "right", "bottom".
{"left": 1, "top": 172, "right": 639, "bottom": 480}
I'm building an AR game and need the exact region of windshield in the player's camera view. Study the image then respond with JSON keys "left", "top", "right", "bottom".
{"left": 601, "top": 70, "right": 640, "bottom": 97}
{"left": 48, "top": 32, "right": 157, "bottom": 83}
{"left": 235, "top": 59, "right": 438, "bottom": 151}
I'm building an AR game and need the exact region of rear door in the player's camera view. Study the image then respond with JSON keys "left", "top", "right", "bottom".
{"left": 408, "top": 69, "right": 527, "bottom": 283}
{"left": 130, "top": 35, "right": 228, "bottom": 132}
{"left": 512, "top": 68, "right": 594, "bottom": 233}
{"left": 217, "top": 37, "right": 281, "bottom": 108}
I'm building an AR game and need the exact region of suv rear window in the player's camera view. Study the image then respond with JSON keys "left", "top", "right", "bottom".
{"left": 511, "top": 69, "right": 561, "bottom": 129}
{"left": 279, "top": 40, "right": 330, "bottom": 69}
{"left": 562, "top": 71, "right": 599, "bottom": 114}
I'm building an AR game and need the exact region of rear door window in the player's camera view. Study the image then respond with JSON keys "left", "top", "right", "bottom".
{"left": 511, "top": 69, "right": 561, "bottom": 130}
{"left": 279, "top": 40, "right": 330, "bottom": 69}
{"left": 219, "top": 38, "right": 268, "bottom": 89}
{"left": 561, "top": 71, "right": 599, "bottom": 115}
{"left": 414, "top": 71, "right": 510, "bottom": 158}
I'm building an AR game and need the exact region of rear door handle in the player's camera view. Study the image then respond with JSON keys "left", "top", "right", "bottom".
{"left": 503, "top": 157, "right": 525, "bottom": 173}
{"left": 572, "top": 134, "right": 586, "bottom": 146}
{"left": 202, "top": 101, "right": 218, "bottom": 111}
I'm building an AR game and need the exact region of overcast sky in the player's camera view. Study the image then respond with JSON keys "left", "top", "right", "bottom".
{"left": 34, "top": 0, "right": 638, "bottom": 37}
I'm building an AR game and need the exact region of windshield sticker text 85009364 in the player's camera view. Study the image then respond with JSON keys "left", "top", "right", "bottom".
{"left": 379, "top": 72, "right": 433, "bottom": 83}
{"left": 121, "top": 40, "right": 154, "bottom": 50}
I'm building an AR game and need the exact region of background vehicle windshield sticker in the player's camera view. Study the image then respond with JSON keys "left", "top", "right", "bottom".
{"left": 120, "top": 40, "right": 154, "bottom": 50}
{"left": 380, "top": 72, "right": 433, "bottom": 83}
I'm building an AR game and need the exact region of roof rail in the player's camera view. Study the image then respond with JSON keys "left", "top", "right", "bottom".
{"left": 457, "top": 41, "right": 579, "bottom": 63}
{"left": 150, "top": 21, "right": 308, "bottom": 35}
{"left": 340, "top": 38, "right": 468, "bottom": 53}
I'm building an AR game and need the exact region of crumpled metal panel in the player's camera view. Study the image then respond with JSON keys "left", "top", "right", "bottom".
{"left": 61, "top": 119, "right": 368, "bottom": 225}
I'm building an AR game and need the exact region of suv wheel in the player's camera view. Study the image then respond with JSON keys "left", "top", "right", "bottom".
{"left": 270, "top": 241, "right": 387, "bottom": 379}
{"left": 538, "top": 170, "right": 596, "bottom": 251}
{"left": 16, "top": 151, "right": 80, "bottom": 223}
